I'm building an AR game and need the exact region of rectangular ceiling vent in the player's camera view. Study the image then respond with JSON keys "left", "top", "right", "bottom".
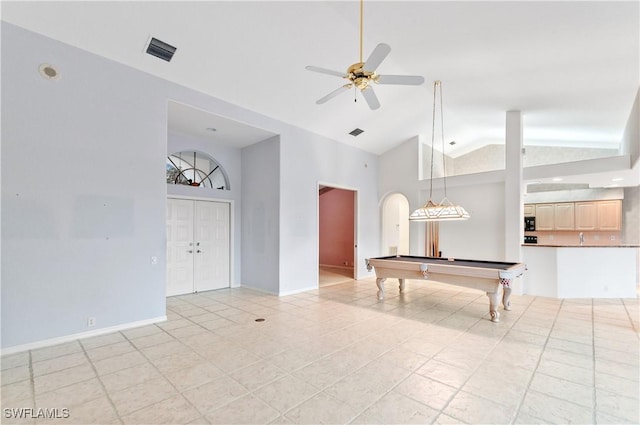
{"left": 146, "top": 37, "right": 177, "bottom": 62}
{"left": 349, "top": 128, "right": 364, "bottom": 137}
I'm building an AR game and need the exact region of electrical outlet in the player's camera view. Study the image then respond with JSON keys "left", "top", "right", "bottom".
{"left": 611, "top": 235, "right": 615, "bottom": 241}
{"left": 87, "top": 317, "right": 96, "bottom": 327}
{"left": 150, "top": 256, "right": 158, "bottom": 265}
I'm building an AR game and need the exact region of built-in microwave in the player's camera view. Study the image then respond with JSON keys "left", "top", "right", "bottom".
{"left": 524, "top": 216, "right": 536, "bottom": 231}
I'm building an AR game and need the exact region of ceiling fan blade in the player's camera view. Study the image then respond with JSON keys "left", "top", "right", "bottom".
{"left": 363, "top": 43, "right": 391, "bottom": 72}
{"left": 377, "top": 75, "right": 425, "bottom": 85}
{"left": 361, "top": 86, "right": 380, "bottom": 110}
{"left": 316, "top": 85, "right": 351, "bottom": 104}
{"left": 305, "top": 66, "right": 347, "bottom": 78}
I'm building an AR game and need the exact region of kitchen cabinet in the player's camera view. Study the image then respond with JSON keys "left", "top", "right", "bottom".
{"left": 524, "top": 204, "right": 535, "bottom": 216}
{"left": 597, "top": 200, "right": 622, "bottom": 231}
{"left": 533, "top": 199, "right": 622, "bottom": 232}
{"left": 535, "top": 203, "right": 575, "bottom": 231}
{"left": 535, "top": 204, "right": 555, "bottom": 230}
{"left": 575, "top": 202, "right": 598, "bottom": 230}
{"left": 554, "top": 203, "right": 575, "bottom": 230}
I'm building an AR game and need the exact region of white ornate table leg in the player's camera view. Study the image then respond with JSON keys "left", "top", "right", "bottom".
{"left": 398, "top": 278, "right": 405, "bottom": 293}
{"left": 376, "top": 278, "right": 386, "bottom": 300}
{"left": 486, "top": 291, "right": 500, "bottom": 323}
{"left": 501, "top": 279, "right": 512, "bottom": 311}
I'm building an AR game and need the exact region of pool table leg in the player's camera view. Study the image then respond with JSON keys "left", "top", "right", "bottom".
{"left": 398, "top": 278, "right": 405, "bottom": 293}
{"left": 502, "top": 285, "right": 512, "bottom": 311}
{"left": 376, "top": 278, "right": 386, "bottom": 300}
{"left": 486, "top": 291, "right": 500, "bottom": 323}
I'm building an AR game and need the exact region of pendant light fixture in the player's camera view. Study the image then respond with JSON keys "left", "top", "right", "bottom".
{"left": 410, "top": 81, "right": 470, "bottom": 221}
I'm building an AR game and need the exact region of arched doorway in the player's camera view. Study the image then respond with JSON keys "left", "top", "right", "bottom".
{"left": 381, "top": 193, "right": 410, "bottom": 255}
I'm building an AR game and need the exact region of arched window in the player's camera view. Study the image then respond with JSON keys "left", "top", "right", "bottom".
{"left": 166, "top": 150, "right": 230, "bottom": 190}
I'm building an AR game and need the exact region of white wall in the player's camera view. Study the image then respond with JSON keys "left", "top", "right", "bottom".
{"left": 379, "top": 136, "right": 426, "bottom": 255}
{"left": 1, "top": 24, "right": 383, "bottom": 348}
{"left": 621, "top": 88, "right": 639, "bottom": 166}
{"left": 2, "top": 24, "right": 168, "bottom": 348}
{"left": 278, "top": 128, "right": 379, "bottom": 294}
{"left": 241, "top": 137, "right": 281, "bottom": 294}
{"left": 380, "top": 136, "right": 508, "bottom": 262}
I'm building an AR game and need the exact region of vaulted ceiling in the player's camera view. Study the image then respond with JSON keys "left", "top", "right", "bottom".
{"left": 3, "top": 1, "right": 639, "bottom": 157}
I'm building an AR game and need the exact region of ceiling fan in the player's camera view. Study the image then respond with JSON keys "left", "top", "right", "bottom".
{"left": 306, "top": 0, "right": 425, "bottom": 110}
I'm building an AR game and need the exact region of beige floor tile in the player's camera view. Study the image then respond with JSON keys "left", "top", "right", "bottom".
{"left": 129, "top": 332, "right": 175, "bottom": 350}
{"left": 91, "top": 350, "right": 148, "bottom": 376}
{"left": 34, "top": 363, "right": 96, "bottom": 394}
{"left": 121, "top": 324, "right": 163, "bottom": 339}
{"left": 395, "top": 374, "right": 457, "bottom": 411}
{"left": 1, "top": 379, "right": 34, "bottom": 408}
{"left": 283, "top": 392, "right": 358, "bottom": 425}
{"left": 85, "top": 340, "right": 135, "bottom": 362}
{"left": 100, "top": 362, "right": 161, "bottom": 394}
{"left": 79, "top": 332, "right": 126, "bottom": 350}
{"left": 162, "top": 362, "right": 224, "bottom": 392}
{"left": 596, "top": 387, "right": 640, "bottom": 423}
{"left": 1, "top": 352, "right": 30, "bottom": 370}
{"left": 375, "top": 346, "right": 429, "bottom": 372}
{"left": 149, "top": 350, "right": 205, "bottom": 374}
{"left": 122, "top": 394, "right": 201, "bottom": 425}
{"left": 31, "top": 342, "right": 82, "bottom": 363}
{"left": 529, "top": 372, "right": 593, "bottom": 408}
{"left": 182, "top": 376, "right": 248, "bottom": 415}
{"left": 109, "top": 377, "right": 178, "bottom": 416}
{"left": 35, "top": 377, "right": 105, "bottom": 409}
{"left": 264, "top": 347, "right": 323, "bottom": 373}
{"left": 38, "top": 396, "right": 120, "bottom": 425}
{"left": 415, "top": 358, "right": 473, "bottom": 389}
{"left": 1, "top": 366, "right": 31, "bottom": 386}
{"left": 206, "top": 394, "right": 280, "bottom": 425}
{"left": 253, "top": 375, "right": 319, "bottom": 414}
{"left": 443, "top": 391, "right": 513, "bottom": 424}
{"left": 1, "top": 285, "right": 636, "bottom": 425}
{"left": 352, "top": 391, "right": 439, "bottom": 425}
{"left": 518, "top": 390, "right": 593, "bottom": 424}
{"left": 32, "top": 352, "right": 89, "bottom": 377}
{"left": 229, "top": 360, "right": 288, "bottom": 392}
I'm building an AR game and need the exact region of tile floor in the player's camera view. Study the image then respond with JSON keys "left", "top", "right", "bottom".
{"left": 1, "top": 278, "right": 639, "bottom": 424}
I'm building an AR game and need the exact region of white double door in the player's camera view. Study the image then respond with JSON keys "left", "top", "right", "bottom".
{"left": 166, "top": 198, "right": 230, "bottom": 296}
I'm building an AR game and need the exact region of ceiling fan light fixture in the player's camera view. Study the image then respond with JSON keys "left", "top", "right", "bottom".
{"left": 305, "top": 0, "right": 424, "bottom": 110}
{"left": 410, "top": 80, "right": 470, "bottom": 222}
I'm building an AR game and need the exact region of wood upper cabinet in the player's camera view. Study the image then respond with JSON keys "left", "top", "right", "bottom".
{"left": 535, "top": 204, "right": 555, "bottom": 230}
{"left": 523, "top": 204, "right": 535, "bottom": 216}
{"left": 575, "top": 202, "right": 598, "bottom": 230}
{"left": 554, "top": 203, "right": 575, "bottom": 230}
{"left": 597, "top": 200, "right": 622, "bottom": 231}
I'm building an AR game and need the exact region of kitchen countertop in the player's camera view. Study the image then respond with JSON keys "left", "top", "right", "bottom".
{"left": 522, "top": 244, "right": 640, "bottom": 248}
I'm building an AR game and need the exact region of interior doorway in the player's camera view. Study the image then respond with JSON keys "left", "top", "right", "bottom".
{"left": 166, "top": 198, "right": 230, "bottom": 296}
{"left": 381, "top": 193, "right": 410, "bottom": 255}
{"left": 318, "top": 185, "right": 357, "bottom": 287}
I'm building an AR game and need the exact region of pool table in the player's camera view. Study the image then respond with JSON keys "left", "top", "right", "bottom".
{"left": 365, "top": 255, "right": 526, "bottom": 322}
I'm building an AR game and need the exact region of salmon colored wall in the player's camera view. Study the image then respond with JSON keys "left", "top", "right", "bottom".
{"left": 319, "top": 188, "right": 355, "bottom": 267}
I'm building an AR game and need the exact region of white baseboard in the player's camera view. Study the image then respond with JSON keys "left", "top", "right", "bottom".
{"left": 278, "top": 285, "right": 318, "bottom": 296}
{"left": 319, "top": 264, "right": 354, "bottom": 270}
{"left": 1, "top": 315, "right": 167, "bottom": 356}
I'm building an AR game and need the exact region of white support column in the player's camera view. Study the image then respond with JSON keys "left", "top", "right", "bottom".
{"left": 505, "top": 111, "right": 524, "bottom": 292}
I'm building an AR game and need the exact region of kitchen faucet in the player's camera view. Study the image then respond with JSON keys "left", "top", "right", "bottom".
{"left": 579, "top": 232, "right": 584, "bottom": 246}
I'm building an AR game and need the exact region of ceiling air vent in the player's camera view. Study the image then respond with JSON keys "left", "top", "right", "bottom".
{"left": 146, "top": 37, "right": 177, "bottom": 62}
{"left": 349, "top": 128, "right": 364, "bottom": 137}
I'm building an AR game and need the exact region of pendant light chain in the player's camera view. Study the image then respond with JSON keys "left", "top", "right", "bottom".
{"left": 438, "top": 81, "right": 448, "bottom": 199}
{"left": 429, "top": 81, "right": 438, "bottom": 200}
